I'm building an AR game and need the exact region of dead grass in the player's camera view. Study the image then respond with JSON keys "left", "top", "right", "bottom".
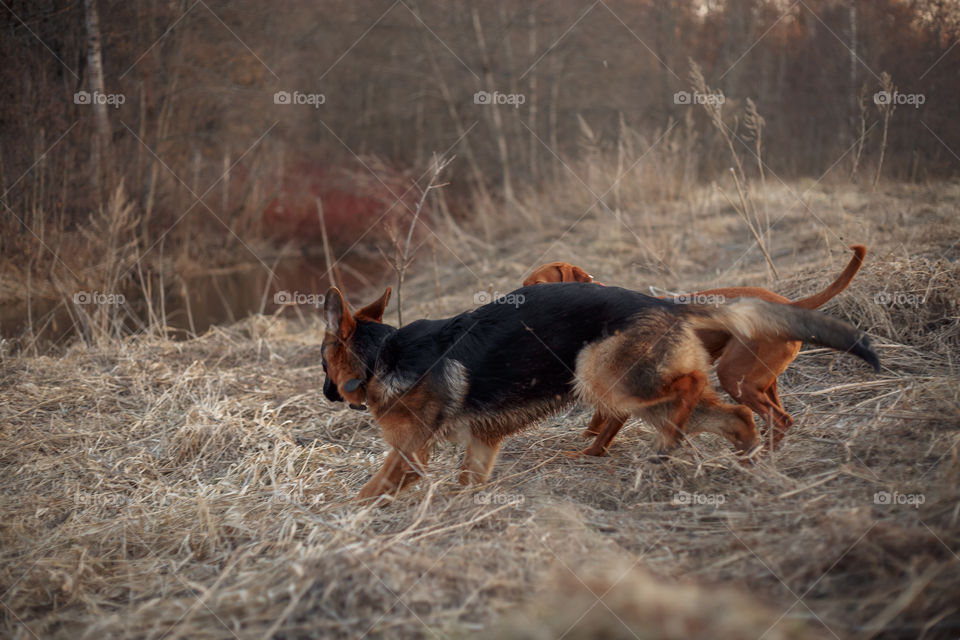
{"left": 2, "top": 181, "right": 959, "bottom": 639}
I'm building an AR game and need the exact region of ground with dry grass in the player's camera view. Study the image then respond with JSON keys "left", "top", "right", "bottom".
{"left": 2, "top": 181, "right": 959, "bottom": 639}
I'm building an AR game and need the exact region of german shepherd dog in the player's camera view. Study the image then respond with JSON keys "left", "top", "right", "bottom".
{"left": 322, "top": 284, "right": 879, "bottom": 501}
{"left": 524, "top": 246, "right": 867, "bottom": 452}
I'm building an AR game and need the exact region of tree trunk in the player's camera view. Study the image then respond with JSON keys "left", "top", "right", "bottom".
{"left": 527, "top": 8, "right": 539, "bottom": 182}
{"left": 848, "top": 0, "right": 858, "bottom": 144}
{"left": 549, "top": 69, "right": 562, "bottom": 181}
{"left": 422, "top": 30, "right": 493, "bottom": 241}
{"left": 84, "top": 0, "right": 110, "bottom": 195}
{"left": 472, "top": 6, "right": 514, "bottom": 206}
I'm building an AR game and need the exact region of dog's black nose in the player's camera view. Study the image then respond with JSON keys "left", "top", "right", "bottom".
{"left": 323, "top": 377, "right": 344, "bottom": 403}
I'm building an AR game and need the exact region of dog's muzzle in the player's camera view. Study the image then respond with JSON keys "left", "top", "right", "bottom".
{"left": 323, "top": 376, "right": 344, "bottom": 403}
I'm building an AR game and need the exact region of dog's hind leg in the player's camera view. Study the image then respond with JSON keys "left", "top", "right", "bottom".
{"left": 724, "top": 380, "right": 791, "bottom": 450}
{"left": 762, "top": 381, "right": 794, "bottom": 448}
{"left": 684, "top": 393, "right": 758, "bottom": 456}
{"left": 568, "top": 414, "right": 628, "bottom": 457}
{"left": 581, "top": 412, "right": 608, "bottom": 438}
{"left": 575, "top": 327, "right": 711, "bottom": 458}
{"left": 459, "top": 433, "right": 503, "bottom": 485}
{"left": 642, "top": 371, "right": 707, "bottom": 457}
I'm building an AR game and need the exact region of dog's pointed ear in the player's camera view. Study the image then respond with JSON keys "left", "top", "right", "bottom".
{"left": 324, "top": 287, "right": 356, "bottom": 339}
{"left": 356, "top": 287, "right": 391, "bottom": 323}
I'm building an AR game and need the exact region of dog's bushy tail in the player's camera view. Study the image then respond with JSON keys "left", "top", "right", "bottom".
{"left": 685, "top": 298, "right": 880, "bottom": 371}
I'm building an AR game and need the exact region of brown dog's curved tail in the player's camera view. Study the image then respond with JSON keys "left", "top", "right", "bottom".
{"left": 686, "top": 298, "right": 880, "bottom": 371}
{"left": 791, "top": 244, "right": 867, "bottom": 309}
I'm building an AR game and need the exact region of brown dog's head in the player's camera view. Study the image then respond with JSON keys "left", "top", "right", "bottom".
{"left": 523, "top": 262, "right": 594, "bottom": 286}
{"left": 321, "top": 287, "right": 392, "bottom": 410}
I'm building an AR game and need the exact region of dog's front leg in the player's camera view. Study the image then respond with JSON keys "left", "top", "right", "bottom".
{"left": 355, "top": 446, "right": 431, "bottom": 502}
{"left": 459, "top": 433, "right": 503, "bottom": 485}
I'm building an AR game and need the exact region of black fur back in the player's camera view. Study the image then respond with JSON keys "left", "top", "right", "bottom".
{"left": 376, "top": 283, "right": 671, "bottom": 413}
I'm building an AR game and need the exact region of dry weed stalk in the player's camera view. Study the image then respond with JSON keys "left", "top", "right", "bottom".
{"left": 851, "top": 83, "right": 871, "bottom": 183}
{"left": 690, "top": 60, "right": 779, "bottom": 279}
{"left": 874, "top": 72, "right": 897, "bottom": 190}
{"left": 69, "top": 182, "right": 140, "bottom": 343}
{"left": 380, "top": 153, "right": 453, "bottom": 326}
{"left": 315, "top": 197, "right": 343, "bottom": 293}
{"left": 744, "top": 98, "right": 766, "bottom": 189}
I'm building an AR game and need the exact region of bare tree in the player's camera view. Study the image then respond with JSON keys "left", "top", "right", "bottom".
{"left": 83, "top": 0, "right": 110, "bottom": 195}
{"left": 874, "top": 72, "right": 897, "bottom": 189}
{"left": 472, "top": 5, "right": 514, "bottom": 206}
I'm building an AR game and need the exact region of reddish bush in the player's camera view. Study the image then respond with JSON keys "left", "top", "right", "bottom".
{"left": 262, "top": 160, "right": 417, "bottom": 248}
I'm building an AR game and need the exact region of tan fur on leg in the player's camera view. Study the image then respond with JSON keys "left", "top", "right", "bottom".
{"left": 459, "top": 434, "right": 502, "bottom": 485}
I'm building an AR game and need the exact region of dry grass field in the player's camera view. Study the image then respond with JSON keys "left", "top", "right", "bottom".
{"left": 2, "top": 181, "right": 959, "bottom": 639}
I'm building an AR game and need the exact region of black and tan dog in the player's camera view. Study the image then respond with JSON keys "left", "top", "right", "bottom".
{"left": 322, "top": 283, "right": 879, "bottom": 502}
{"left": 524, "top": 247, "right": 867, "bottom": 452}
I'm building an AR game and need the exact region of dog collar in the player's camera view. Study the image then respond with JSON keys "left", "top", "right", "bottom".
{"left": 343, "top": 378, "right": 368, "bottom": 411}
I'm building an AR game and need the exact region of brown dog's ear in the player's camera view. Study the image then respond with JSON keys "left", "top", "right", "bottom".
{"left": 522, "top": 268, "right": 543, "bottom": 286}
{"left": 554, "top": 263, "right": 593, "bottom": 283}
{"left": 324, "top": 287, "right": 356, "bottom": 339}
{"left": 569, "top": 265, "right": 593, "bottom": 283}
{"left": 523, "top": 263, "right": 561, "bottom": 286}
{"left": 356, "top": 287, "right": 391, "bottom": 323}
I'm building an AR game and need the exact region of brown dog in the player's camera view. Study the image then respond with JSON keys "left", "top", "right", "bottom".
{"left": 525, "top": 245, "right": 867, "bottom": 454}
